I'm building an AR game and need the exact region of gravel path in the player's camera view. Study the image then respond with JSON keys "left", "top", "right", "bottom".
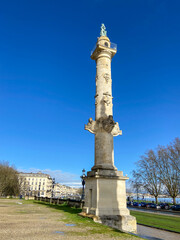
{"left": 0, "top": 199, "right": 139, "bottom": 240}
{"left": 2, "top": 199, "right": 179, "bottom": 240}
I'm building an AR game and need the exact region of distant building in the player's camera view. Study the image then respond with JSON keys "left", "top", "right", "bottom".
{"left": 53, "top": 183, "right": 80, "bottom": 199}
{"left": 18, "top": 171, "right": 53, "bottom": 197}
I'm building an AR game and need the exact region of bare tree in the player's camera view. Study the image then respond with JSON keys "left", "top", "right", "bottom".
{"left": 0, "top": 161, "right": 20, "bottom": 197}
{"left": 132, "top": 138, "right": 180, "bottom": 204}
{"left": 167, "top": 138, "right": 180, "bottom": 174}
{"left": 134, "top": 150, "right": 162, "bottom": 204}
{"left": 157, "top": 142, "right": 179, "bottom": 205}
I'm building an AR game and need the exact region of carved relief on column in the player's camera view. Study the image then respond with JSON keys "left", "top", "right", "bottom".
{"left": 103, "top": 92, "right": 112, "bottom": 107}
{"left": 85, "top": 115, "right": 122, "bottom": 136}
{"left": 103, "top": 73, "right": 110, "bottom": 83}
{"left": 98, "top": 115, "right": 115, "bottom": 133}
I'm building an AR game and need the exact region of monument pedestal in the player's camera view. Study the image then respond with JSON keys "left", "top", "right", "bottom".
{"left": 82, "top": 170, "right": 136, "bottom": 233}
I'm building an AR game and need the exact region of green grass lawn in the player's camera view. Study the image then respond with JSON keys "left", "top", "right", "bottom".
{"left": 130, "top": 210, "right": 180, "bottom": 233}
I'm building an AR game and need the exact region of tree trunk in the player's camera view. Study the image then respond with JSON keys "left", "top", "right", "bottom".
{"left": 173, "top": 197, "right": 176, "bottom": 205}
{"left": 155, "top": 196, "right": 158, "bottom": 204}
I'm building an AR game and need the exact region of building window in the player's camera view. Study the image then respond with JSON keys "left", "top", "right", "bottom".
{"left": 41, "top": 192, "right": 44, "bottom": 195}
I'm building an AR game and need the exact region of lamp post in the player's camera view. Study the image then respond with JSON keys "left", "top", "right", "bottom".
{"left": 81, "top": 169, "right": 86, "bottom": 200}
{"left": 51, "top": 178, "right": 55, "bottom": 198}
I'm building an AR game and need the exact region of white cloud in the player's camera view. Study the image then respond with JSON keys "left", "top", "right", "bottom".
{"left": 17, "top": 167, "right": 81, "bottom": 188}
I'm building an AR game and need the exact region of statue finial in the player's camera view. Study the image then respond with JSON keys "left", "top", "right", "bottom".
{"left": 100, "top": 23, "right": 107, "bottom": 37}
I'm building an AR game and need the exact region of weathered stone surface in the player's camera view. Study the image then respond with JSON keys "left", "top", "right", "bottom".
{"left": 85, "top": 116, "right": 122, "bottom": 136}
{"left": 98, "top": 215, "right": 137, "bottom": 233}
{"left": 83, "top": 28, "right": 137, "bottom": 233}
{"left": 83, "top": 171, "right": 137, "bottom": 233}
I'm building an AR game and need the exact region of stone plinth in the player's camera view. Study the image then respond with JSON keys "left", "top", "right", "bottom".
{"left": 82, "top": 169, "right": 136, "bottom": 233}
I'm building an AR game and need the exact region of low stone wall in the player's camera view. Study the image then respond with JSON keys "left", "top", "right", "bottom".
{"left": 34, "top": 196, "right": 84, "bottom": 208}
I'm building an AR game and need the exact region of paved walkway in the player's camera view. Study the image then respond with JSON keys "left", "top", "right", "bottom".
{"left": 137, "top": 225, "right": 180, "bottom": 240}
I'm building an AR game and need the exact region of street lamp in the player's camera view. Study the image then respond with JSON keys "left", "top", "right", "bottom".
{"left": 81, "top": 169, "right": 86, "bottom": 200}
{"left": 51, "top": 178, "right": 55, "bottom": 198}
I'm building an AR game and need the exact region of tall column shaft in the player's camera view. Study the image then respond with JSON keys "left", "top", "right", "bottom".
{"left": 94, "top": 131, "right": 114, "bottom": 170}
{"left": 95, "top": 50, "right": 112, "bottom": 120}
{"left": 85, "top": 36, "right": 122, "bottom": 171}
{"left": 94, "top": 37, "right": 115, "bottom": 170}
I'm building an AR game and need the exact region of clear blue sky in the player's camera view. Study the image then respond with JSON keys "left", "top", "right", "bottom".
{"left": 0, "top": 0, "right": 180, "bottom": 186}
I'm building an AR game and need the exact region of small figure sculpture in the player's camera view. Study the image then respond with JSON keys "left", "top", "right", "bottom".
{"left": 100, "top": 23, "right": 107, "bottom": 37}
{"left": 85, "top": 118, "right": 97, "bottom": 134}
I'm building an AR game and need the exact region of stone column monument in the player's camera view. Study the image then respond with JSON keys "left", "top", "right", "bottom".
{"left": 81, "top": 24, "right": 136, "bottom": 233}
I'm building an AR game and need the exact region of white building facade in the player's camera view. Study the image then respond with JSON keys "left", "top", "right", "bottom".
{"left": 18, "top": 171, "right": 53, "bottom": 197}
{"left": 53, "top": 183, "right": 80, "bottom": 199}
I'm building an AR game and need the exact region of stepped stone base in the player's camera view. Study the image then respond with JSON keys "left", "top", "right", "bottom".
{"left": 81, "top": 169, "right": 137, "bottom": 233}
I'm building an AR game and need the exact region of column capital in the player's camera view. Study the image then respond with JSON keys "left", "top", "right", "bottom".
{"left": 91, "top": 36, "right": 117, "bottom": 60}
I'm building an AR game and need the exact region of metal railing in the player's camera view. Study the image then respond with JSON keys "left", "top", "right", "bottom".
{"left": 91, "top": 42, "right": 117, "bottom": 55}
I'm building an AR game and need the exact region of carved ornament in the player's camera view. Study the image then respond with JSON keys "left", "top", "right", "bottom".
{"left": 98, "top": 115, "right": 115, "bottom": 133}
{"left": 103, "top": 94, "right": 111, "bottom": 106}
{"left": 85, "top": 118, "right": 98, "bottom": 134}
{"left": 103, "top": 73, "right": 110, "bottom": 83}
{"left": 85, "top": 115, "right": 122, "bottom": 136}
